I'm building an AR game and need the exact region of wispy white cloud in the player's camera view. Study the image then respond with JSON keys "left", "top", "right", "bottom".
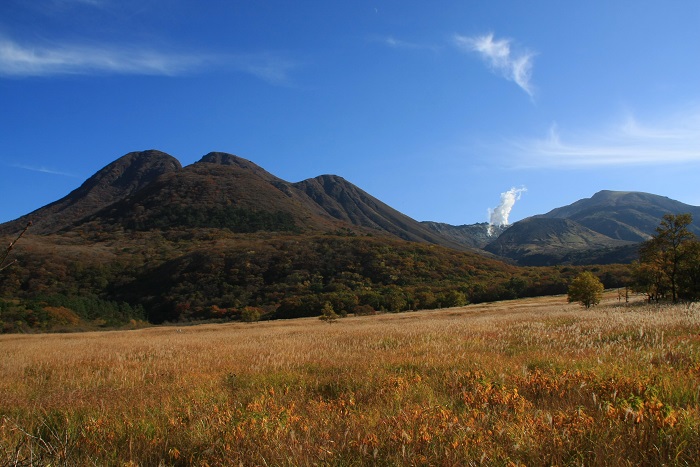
{"left": 454, "top": 32, "right": 535, "bottom": 97}
{"left": 0, "top": 37, "right": 207, "bottom": 77}
{"left": 10, "top": 163, "right": 80, "bottom": 178}
{"left": 52, "top": 0, "right": 111, "bottom": 7}
{"left": 0, "top": 37, "right": 297, "bottom": 84}
{"left": 510, "top": 109, "right": 700, "bottom": 168}
{"left": 231, "top": 53, "right": 298, "bottom": 86}
{"left": 381, "top": 36, "right": 439, "bottom": 52}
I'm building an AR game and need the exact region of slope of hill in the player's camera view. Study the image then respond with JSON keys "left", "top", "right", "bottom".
{"left": 294, "top": 175, "right": 464, "bottom": 247}
{"left": 0, "top": 150, "right": 181, "bottom": 235}
{"left": 80, "top": 153, "right": 335, "bottom": 233}
{"left": 0, "top": 148, "right": 644, "bottom": 332}
{"left": 484, "top": 217, "right": 636, "bottom": 266}
{"left": 539, "top": 190, "right": 700, "bottom": 241}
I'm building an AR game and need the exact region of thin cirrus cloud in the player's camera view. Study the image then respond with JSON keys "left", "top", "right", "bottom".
{"left": 10, "top": 163, "right": 80, "bottom": 178}
{"left": 382, "top": 36, "right": 440, "bottom": 52}
{"left": 0, "top": 37, "right": 297, "bottom": 85}
{"left": 510, "top": 110, "right": 700, "bottom": 168}
{"left": 51, "top": 0, "right": 111, "bottom": 7}
{"left": 0, "top": 37, "right": 211, "bottom": 77}
{"left": 453, "top": 32, "right": 535, "bottom": 97}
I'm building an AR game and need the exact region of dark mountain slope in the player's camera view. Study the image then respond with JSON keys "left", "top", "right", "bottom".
{"left": 293, "top": 175, "right": 466, "bottom": 248}
{"left": 540, "top": 190, "right": 700, "bottom": 241}
{"left": 0, "top": 150, "right": 181, "bottom": 235}
{"left": 198, "top": 152, "right": 283, "bottom": 183}
{"left": 1, "top": 150, "right": 473, "bottom": 249}
{"left": 82, "top": 153, "right": 338, "bottom": 233}
{"left": 484, "top": 217, "right": 634, "bottom": 266}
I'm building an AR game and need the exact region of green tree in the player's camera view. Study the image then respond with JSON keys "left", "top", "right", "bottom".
{"left": 637, "top": 213, "right": 697, "bottom": 302}
{"left": 241, "top": 306, "right": 262, "bottom": 323}
{"left": 631, "top": 258, "right": 667, "bottom": 303}
{"left": 568, "top": 271, "right": 604, "bottom": 308}
{"left": 319, "top": 302, "right": 339, "bottom": 324}
{"left": 678, "top": 240, "right": 700, "bottom": 302}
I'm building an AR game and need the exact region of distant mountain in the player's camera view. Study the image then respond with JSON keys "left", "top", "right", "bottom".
{"left": 0, "top": 150, "right": 181, "bottom": 235}
{"left": 421, "top": 222, "right": 506, "bottom": 249}
{"left": 483, "top": 217, "right": 636, "bottom": 266}
{"left": 538, "top": 190, "right": 700, "bottom": 241}
{"left": 428, "top": 190, "right": 700, "bottom": 266}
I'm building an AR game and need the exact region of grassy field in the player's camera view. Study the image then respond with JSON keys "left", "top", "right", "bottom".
{"left": 2, "top": 292, "right": 700, "bottom": 465}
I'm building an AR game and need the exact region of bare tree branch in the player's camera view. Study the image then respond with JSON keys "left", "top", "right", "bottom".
{"left": 0, "top": 221, "right": 32, "bottom": 272}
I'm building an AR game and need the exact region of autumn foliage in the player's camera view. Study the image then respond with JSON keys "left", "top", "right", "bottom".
{"left": 0, "top": 227, "right": 633, "bottom": 331}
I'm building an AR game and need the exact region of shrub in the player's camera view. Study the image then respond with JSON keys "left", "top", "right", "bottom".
{"left": 241, "top": 306, "right": 262, "bottom": 323}
{"left": 568, "top": 271, "right": 604, "bottom": 308}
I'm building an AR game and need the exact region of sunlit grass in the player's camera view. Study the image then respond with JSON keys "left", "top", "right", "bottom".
{"left": 2, "top": 292, "right": 700, "bottom": 465}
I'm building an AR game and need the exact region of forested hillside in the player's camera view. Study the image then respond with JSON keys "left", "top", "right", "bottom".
{"left": 0, "top": 227, "right": 631, "bottom": 332}
{"left": 0, "top": 150, "right": 641, "bottom": 333}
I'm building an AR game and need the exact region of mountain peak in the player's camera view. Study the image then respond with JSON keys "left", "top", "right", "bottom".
{"left": 197, "top": 152, "right": 280, "bottom": 182}
{"left": 0, "top": 149, "right": 181, "bottom": 234}
{"left": 84, "top": 149, "right": 182, "bottom": 191}
{"left": 199, "top": 152, "right": 248, "bottom": 165}
{"left": 541, "top": 190, "right": 700, "bottom": 241}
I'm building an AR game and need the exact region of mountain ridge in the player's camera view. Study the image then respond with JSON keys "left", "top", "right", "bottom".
{"left": 2, "top": 150, "right": 699, "bottom": 267}
{"left": 1, "top": 149, "right": 694, "bottom": 329}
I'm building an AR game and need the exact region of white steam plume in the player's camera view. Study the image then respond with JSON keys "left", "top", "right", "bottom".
{"left": 487, "top": 187, "right": 526, "bottom": 236}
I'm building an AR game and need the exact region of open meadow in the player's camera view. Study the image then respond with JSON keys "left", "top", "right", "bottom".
{"left": 2, "top": 292, "right": 700, "bottom": 465}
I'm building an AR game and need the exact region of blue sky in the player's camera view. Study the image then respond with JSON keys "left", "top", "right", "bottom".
{"left": 2, "top": 1, "right": 700, "bottom": 226}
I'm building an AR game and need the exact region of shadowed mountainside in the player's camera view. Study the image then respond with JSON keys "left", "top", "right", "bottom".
{"left": 0, "top": 150, "right": 182, "bottom": 235}
{"left": 294, "top": 174, "right": 463, "bottom": 247}
{"left": 3, "top": 150, "right": 467, "bottom": 251}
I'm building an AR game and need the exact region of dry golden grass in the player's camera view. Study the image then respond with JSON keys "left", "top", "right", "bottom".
{"left": 2, "top": 291, "right": 700, "bottom": 465}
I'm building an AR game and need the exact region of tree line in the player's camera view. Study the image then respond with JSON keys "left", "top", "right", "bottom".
{"left": 568, "top": 213, "right": 700, "bottom": 308}
{"left": 2, "top": 214, "right": 699, "bottom": 331}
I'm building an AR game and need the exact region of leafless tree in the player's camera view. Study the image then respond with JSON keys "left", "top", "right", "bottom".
{"left": 0, "top": 222, "right": 32, "bottom": 272}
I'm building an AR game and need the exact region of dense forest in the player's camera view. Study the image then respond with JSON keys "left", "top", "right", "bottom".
{"left": 0, "top": 227, "right": 632, "bottom": 333}
{"left": 6, "top": 151, "right": 698, "bottom": 334}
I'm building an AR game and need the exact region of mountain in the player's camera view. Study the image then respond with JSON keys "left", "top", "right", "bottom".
{"left": 0, "top": 150, "right": 181, "bottom": 235}
{"left": 538, "top": 190, "right": 700, "bottom": 241}
{"left": 425, "top": 190, "right": 700, "bottom": 266}
{"left": 2, "top": 150, "right": 466, "bottom": 252}
{"left": 293, "top": 175, "right": 463, "bottom": 247}
{"left": 483, "top": 217, "right": 636, "bottom": 266}
{"left": 80, "top": 152, "right": 335, "bottom": 233}
{"left": 3, "top": 151, "right": 696, "bottom": 269}
{"left": 0, "top": 149, "right": 671, "bottom": 331}
{"left": 421, "top": 222, "right": 507, "bottom": 249}
{"left": 1, "top": 149, "right": 548, "bottom": 330}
